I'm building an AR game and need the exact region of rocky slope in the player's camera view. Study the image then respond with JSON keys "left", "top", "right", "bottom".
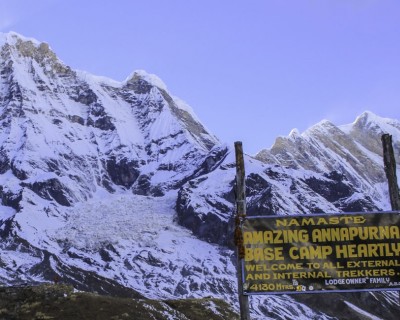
{"left": 0, "top": 284, "right": 238, "bottom": 320}
{"left": 0, "top": 32, "right": 399, "bottom": 319}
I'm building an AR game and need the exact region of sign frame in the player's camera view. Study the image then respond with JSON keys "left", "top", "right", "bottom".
{"left": 241, "top": 211, "right": 400, "bottom": 295}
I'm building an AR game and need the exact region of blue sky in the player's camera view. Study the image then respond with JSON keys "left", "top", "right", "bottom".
{"left": 1, "top": 0, "right": 399, "bottom": 154}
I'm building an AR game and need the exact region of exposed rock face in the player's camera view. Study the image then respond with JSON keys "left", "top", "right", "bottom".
{"left": 0, "top": 185, "right": 22, "bottom": 210}
{"left": 105, "top": 157, "right": 140, "bottom": 189}
{"left": 21, "top": 178, "right": 72, "bottom": 206}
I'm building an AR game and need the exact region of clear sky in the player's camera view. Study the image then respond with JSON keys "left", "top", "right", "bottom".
{"left": 1, "top": 0, "right": 399, "bottom": 154}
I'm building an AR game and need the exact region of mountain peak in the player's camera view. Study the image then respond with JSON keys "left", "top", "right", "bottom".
{"left": 351, "top": 110, "right": 396, "bottom": 129}
{"left": 314, "top": 118, "right": 335, "bottom": 128}
{"left": 125, "top": 70, "right": 168, "bottom": 91}
{"left": 348, "top": 110, "right": 400, "bottom": 143}
{"left": 0, "top": 31, "right": 50, "bottom": 57}
{"left": 0, "top": 32, "right": 220, "bottom": 204}
{"left": 288, "top": 128, "right": 301, "bottom": 140}
{"left": 354, "top": 110, "right": 381, "bottom": 125}
{"left": 0, "top": 31, "right": 40, "bottom": 47}
{"left": 0, "top": 31, "right": 69, "bottom": 78}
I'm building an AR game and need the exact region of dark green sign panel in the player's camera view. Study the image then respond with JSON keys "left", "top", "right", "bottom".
{"left": 242, "top": 212, "right": 400, "bottom": 295}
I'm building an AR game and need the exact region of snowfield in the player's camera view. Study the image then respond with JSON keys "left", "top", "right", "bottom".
{"left": 6, "top": 190, "right": 335, "bottom": 319}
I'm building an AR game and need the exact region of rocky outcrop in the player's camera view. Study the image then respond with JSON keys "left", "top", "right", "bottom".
{"left": 105, "top": 157, "right": 140, "bottom": 189}
{"left": 21, "top": 178, "right": 72, "bottom": 206}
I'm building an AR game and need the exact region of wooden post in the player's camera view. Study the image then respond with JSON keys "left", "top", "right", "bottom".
{"left": 381, "top": 134, "right": 400, "bottom": 210}
{"left": 234, "top": 141, "right": 251, "bottom": 320}
{"left": 381, "top": 134, "right": 400, "bottom": 305}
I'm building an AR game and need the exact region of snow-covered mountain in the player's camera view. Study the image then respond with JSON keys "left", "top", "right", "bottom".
{"left": 178, "top": 112, "right": 399, "bottom": 247}
{"left": 0, "top": 32, "right": 399, "bottom": 319}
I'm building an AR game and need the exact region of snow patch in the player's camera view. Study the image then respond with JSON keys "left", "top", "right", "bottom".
{"left": 0, "top": 205, "right": 15, "bottom": 222}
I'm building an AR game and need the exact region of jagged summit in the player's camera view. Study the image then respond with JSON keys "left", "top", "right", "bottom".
{"left": 354, "top": 110, "right": 392, "bottom": 125}
{"left": 0, "top": 31, "right": 68, "bottom": 75}
{"left": 125, "top": 69, "right": 168, "bottom": 91}
{"left": 347, "top": 110, "right": 400, "bottom": 138}
{"left": 255, "top": 112, "right": 399, "bottom": 190}
{"left": 305, "top": 118, "right": 337, "bottom": 133}
{"left": 0, "top": 31, "right": 41, "bottom": 46}
{"left": 288, "top": 128, "right": 300, "bottom": 140}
